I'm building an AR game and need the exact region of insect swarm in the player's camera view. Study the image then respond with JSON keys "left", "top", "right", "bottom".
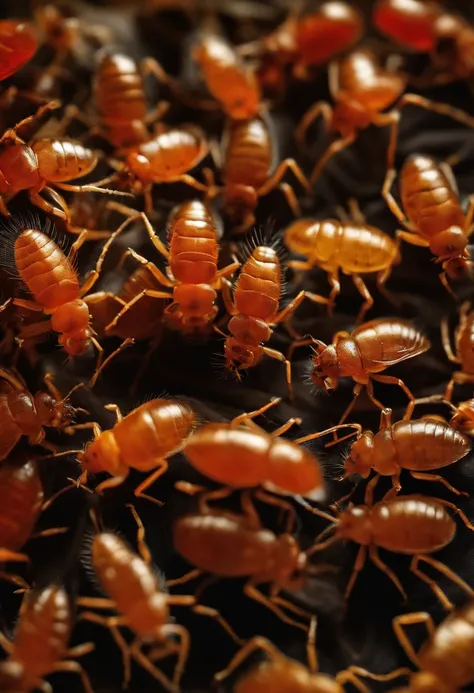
{"left": 291, "top": 318, "right": 430, "bottom": 423}
{"left": 284, "top": 205, "right": 401, "bottom": 323}
{"left": 0, "top": 584, "right": 94, "bottom": 693}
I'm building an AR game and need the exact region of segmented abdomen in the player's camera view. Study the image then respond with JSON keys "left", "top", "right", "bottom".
{"left": 33, "top": 139, "right": 97, "bottom": 182}
{"left": 14, "top": 230, "right": 79, "bottom": 310}
{"left": 234, "top": 246, "right": 281, "bottom": 321}
{"left": 338, "top": 223, "right": 398, "bottom": 273}
{"left": 0, "top": 459, "right": 43, "bottom": 549}
{"left": 390, "top": 419, "right": 470, "bottom": 470}
{"left": 95, "top": 53, "right": 147, "bottom": 122}
{"left": 353, "top": 318, "right": 430, "bottom": 371}
{"left": 225, "top": 118, "right": 271, "bottom": 190}
{"left": 168, "top": 201, "right": 218, "bottom": 284}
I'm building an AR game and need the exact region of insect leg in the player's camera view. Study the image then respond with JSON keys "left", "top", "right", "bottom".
{"left": 445, "top": 372, "right": 474, "bottom": 402}
{"left": 176, "top": 173, "right": 209, "bottom": 193}
{"left": 381, "top": 167, "right": 412, "bottom": 228}
{"left": 127, "top": 503, "right": 152, "bottom": 565}
{"left": 344, "top": 545, "right": 367, "bottom": 599}
{"left": 338, "top": 383, "right": 364, "bottom": 426}
{"left": 165, "top": 569, "right": 203, "bottom": 588}
{"left": 364, "top": 474, "right": 381, "bottom": 507}
{"left": 29, "top": 190, "right": 69, "bottom": 221}
{"left": 216, "top": 259, "right": 240, "bottom": 280}
{"left": 192, "top": 605, "right": 244, "bottom": 645}
{"left": 134, "top": 461, "right": 169, "bottom": 507}
{"left": 0, "top": 630, "right": 13, "bottom": 653}
{"left": 257, "top": 158, "right": 312, "bottom": 198}
{"left": 230, "top": 396, "right": 281, "bottom": 427}
{"left": 95, "top": 475, "right": 128, "bottom": 494}
{"left": 336, "top": 666, "right": 411, "bottom": 692}
{"left": 295, "top": 423, "right": 361, "bottom": 446}
{"left": 89, "top": 337, "right": 134, "bottom": 387}
{"left": 309, "top": 134, "right": 356, "bottom": 186}
{"left": 255, "top": 489, "right": 296, "bottom": 534}
{"left": 440, "top": 314, "right": 460, "bottom": 364}
{"left": 370, "top": 374, "right": 415, "bottom": 420}
{"left": 0, "top": 366, "right": 24, "bottom": 390}
{"left": 369, "top": 545, "right": 407, "bottom": 600}
{"left": 397, "top": 93, "right": 474, "bottom": 130}
{"left": 129, "top": 638, "right": 179, "bottom": 693}
{"left": 214, "top": 637, "right": 281, "bottom": 683}
{"left": 409, "top": 471, "right": 468, "bottom": 497}
{"left": 296, "top": 100, "right": 333, "bottom": 147}
{"left": 392, "top": 611, "right": 435, "bottom": 666}
{"left": 352, "top": 274, "right": 374, "bottom": 325}
{"left": 376, "top": 265, "right": 400, "bottom": 308}
{"left": 2, "top": 100, "right": 60, "bottom": 141}
{"left": 244, "top": 582, "right": 308, "bottom": 632}
{"left": 431, "top": 497, "right": 474, "bottom": 529}
{"left": 287, "top": 336, "right": 320, "bottom": 362}
{"left": 261, "top": 346, "right": 294, "bottom": 401}
{"left": 269, "top": 417, "right": 302, "bottom": 437}
{"left": 155, "top": 624, "right": 191, "bottom": 686}
{"left": 13, "top": 298, "right": 43, "bottom": 312}
{"left": 220, "top": 278, "right": 237, "bottom": 316}
{"left": 410, "top": 555, "right": 466, "bottom": 609}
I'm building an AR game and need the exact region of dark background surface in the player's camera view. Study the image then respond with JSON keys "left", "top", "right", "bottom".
{"left": 2, "top": 1, "right": 474, "bottom": 691}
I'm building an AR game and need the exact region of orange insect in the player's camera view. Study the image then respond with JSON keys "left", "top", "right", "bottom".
{"left": 432, "top": 11, "right": 474, "bottom": 83}
{"left": 0, "top": 101, "right": 126, "bottom": 222}
{"left": 220, "top": 115, "right": 312, "bottom": 233}
{"left": 373, "top": 0, "right": 441, "bottom": 52}
{"left": 440, "top": 301, "right": 474, "bottom": 400}
{"left": 78, "top": 505, "right": 240, "bottom": 690}
{"left": 0, "top": 367, "right": 77, "bottom": 459}
{"left": 0, "top": 584, "right": 94, "bottom": 693}
{"left": 309, "top": 480, "right": 474, "bottom": 608}
{"left": 103, "top": 203, "right": 238, "bottom": 337}
{"left": 178, "top": 397, "right": 327, "bottom": 503}
{"left": 192, "top": 30, "right": 261, "bottom": 119}
{"left": 389, "top": 600, "right": 474, "bottom": 693}
{"left": 291, "top": 318, "right": 430, "bottom": 423}
{"left": 383, "top": 155, "right": 474, "bottom": 293}
{"left": 220, "top": 243, "right": 326, "bottom": 399}
{"left": 284, "top": 206, "right": 400, "bottom": 323}
{"left": 0, "top": 20, "right": 37, "bottom": 81}
{"left": 336, "top": 407, "right": 470, "bottom": 496}
{"left": 74, "top": 397, "right": 196, "bottom": 498}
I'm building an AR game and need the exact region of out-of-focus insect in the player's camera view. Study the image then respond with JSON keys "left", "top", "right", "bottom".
{"left": 78, "top": 505, "right": 241, "bottom": 690}
{"left": 432, "top": 11, "right": 474, "bottom": 83}
{"left": 389, "top": 600, "right": 474, "bottom": 693}
{"left": 72, "top": 397, "right": 196, "bottom": 499}
{"left": 220, "top": 115, "right": 312, "bottom": 234}
{"left": 192, "top": 29, "right": 261, "bottom": 120}
{"left": 373, "top": 0, "right": 441, "bottom": 52}
{"left": 239, "top": 2, "right": 364, "bottom": 80}
{"left": 383, "top": 155, "right": 474, "bottom": 294}
{"left": 102, "top": 203, "right": 238, "bottom": 338}
{"left": 284, "top": 202, "right": 400, "bottom": 323}
{"left": 215, "top": 629, "right": 407, "bottom": 693}
{"left": 309, "top": 479, "right": 474, "bottom": 608}
{"left": 0, "top": 20, "right": 37, "bottom": 81}
{"left": 290, "top": 318, "right": 430, "bottom": 423}
{"left": 334, "top": 407, "right": 470, "bottom": 497}
{"left": 0, "top": 584, "right": 94, "bottom": 693}
{"left": 0, "top": 367, "right": 79, "bottom": 459}
{"left": 297, "top": 48, "right": 406, "bottom": 184}
{"left": 440, "top": 301, "right": 474, "bottom": 400}
{"left": 0, "top": 101, "right": 127, "bottom": 222}
{"left": 219, "top": 242, "right": 327, "bottom": 399}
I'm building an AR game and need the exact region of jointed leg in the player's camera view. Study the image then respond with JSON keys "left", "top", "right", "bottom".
{"left": 192, "top": 605, "right": 244, "bottom": 646}
{"left": 78, "top": 611, "right": 130, "bottom": 686}
{"left": 409, "top": 471, "right": 468, "bottom": 497}
{"left": 257, "top": 159, "right": 312, "bottom": 197}
{"left": 127, "top": 503, "right": 152, "bottom": 565}
{"left": 89, "top": 338, "right": 134, "bottom": 387}
{"left": 296, "top": 101, "right": 333, "bottom": 147}
{"left": 369, "top": 544, "right": 407, "bottom": 600}
{"left": 345, "top": 545, "right": 367, "bottom": 599}
{"left": 244, "top": 582, "right": 308, "bottom": 632}
{"left": 214, "top": 637, "right": 281, "bottom": 683}
{"left": 130, "top": 638, "right": 177, "bottom": 693}
{"left": 433, "top": 497, "right": 474, "bottom": 530}
{"left": 392, "top": 611, "right": 435, "bottom": 667}
{"left": 310, "top": 134, "right": 356, "bottom": 185}
{"left": 262, "top": 346, "right": 294, "bottom": 401}
{"left": 278, "top": 181, "right": 302, "bottom": 218}
{"left": 269, "top": 417, "right": 302, "bottom": 437}
{"left": 336, "top": 666, "right": 411, "bottom": 693}
{"left": 134, "top": 462, "right": 168, "bottom": 506}
{"left": 51, "top": 660, "right": 94, "bottom": 693}
{"left": 338, "top": 383, "right": 364, "bottom": 426}
{"left": 230, "top": 396, "right": 282, "bottom": 428}
{"left": 371, "top": 374, "right": 416, "bottom": 420}
{"left": 440, "top": 314, "right": 460, "bottom": 363}
{"left": 294, "top": 423, "right": 362, "bottom": 446}
{"left": 410, "top": 556, "right": 456, "bottom": 610}
{"left": 352, "top": 274, "right": 373, "bottom": 324}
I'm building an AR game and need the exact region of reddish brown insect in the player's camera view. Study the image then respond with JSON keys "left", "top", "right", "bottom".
{"left": 334, "top": 407, "right": 470, "bottom": 497}
{"left": 102, "top": 203, "right": 238, "bottom": 338}
{"left": 432, "top": 11, "right": 474, "bottom": 83}
{"left": 284, "top": 204, "right": 400, "bottom": 323}
{"left": 309, "top": 481, "right": 474, "bottom": 608}
{"left": 220, "top": 243, "right": 326, "bottom": 399}
{"left": 78, "top": 505, "right": 241, "bottom": 690}
{"left": 74, "top": 397, "right": 196, "bottom": 499}
{"left": 440, "top": 301, "right": 474, "bottom": 399}
{"left": 0, "top": 367, "right": 77, "bottom": 459}
{"left": 0, "top": 584, "right": 94, "bottom": 693}
{"left": 373, "top": 0, "right": 441, "bottom": 51}
{"left": 291, "top": 318, "right": 430, "bottom": 423}
{"left": 0, "top": 20, "right": 37, "bottom": 81}
{"left": 0, "top": 102, "right": 126, "bottom": 223}
{"left": 389, "top": 601, "right": 474, "bottom": 693}
{"left": 220, "top": 115, "right": 312, "bottom": 233}
{"left": 383, "top": 155, "right": 474, "bottom": 293}
{"left": 193, "top": 31, "right": 261, "bottom": 119}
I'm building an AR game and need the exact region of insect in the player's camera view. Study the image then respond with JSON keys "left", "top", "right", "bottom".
{"left": 0, "top": 584, "right": 94, "bottom": 693}
{"left": 290, "top": 318, "right": 430, "bottom": 423}
{"left": 0, "top": 101, "right": 127, "bottom": 223}
{"left": 0, "top": 367, "right": 78, "bottom": 459}
{"left": 431, "top": 11, "right": 474, "bottom": 83}
{"left": 192, "top": 30, "right": 261, "bottom": 119}
{"left": 219, "top": 243, "right": 327, "bottom": 399}
{"left": 383, "top": 155, "right": 474, "bottom": 294}
{"left": 309, "top": 479, "right": 474, "bottom": 608}
{"left": 338, "top": 407, "right": 470, "bottom": 497}
{"left": 78, "top": 505, "right": 241, "bottom": 690}
{"left": 220, "top": 115, "right": 312, "bottom": 234}
{"left": 73, "top": 397, "right": 196, "bottom": 499}
{"left": 373, "top": 0, "right": 441, "bottom": 52}
{"left": 0, "top": 20, "right": 37, "bottom": 81}
{"left": 239, "top": 2, "right": 364, "bottom": 80}
{"left": 390, "top": 600, "right": 474, "bottom": 692}
{"left": 284, "top": 204, "right": 400, "bottom": 323}
{"left": 440, "top": 301, "right": 474, "bottom": 400}
{"left": 103, "top": 203, "right": 239, "bottom": 338}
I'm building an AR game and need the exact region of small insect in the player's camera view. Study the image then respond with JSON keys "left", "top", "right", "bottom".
{"left": 79, "top": 505, "right": 240, "bottom": 690}
{"left": 220, "top": 115, "right": 312, "bottom": 233}
{"left": 284, "top": 204, "right": 400, "bottom": 323}
{"left": 373, "top": 0, "right": 441, "bottom": 52}
{"left": 74, "top": 397, "right": 196, "bottom": 499}
{"left": 0, "top": 584, "right": 94, "bottom": 693}
{"left": 0, "top": 20, "right": 37, "bottom": 81}
{"left": 338, "top": 407, "right": 470, "bottom": 497}
{"left": 215, "top": 630, "right": 405, "bottom": 693}
{"left": 383, "top": 155, "right": 474, "bottom": 294}
{"left": 441, "top": 301, "right": 474, "bottom": 400}
{"left": 309, "top": 480, "right": 474, "bottom": 608}
{"left": 219, "top": 243, "right": 326, "bottom": 399}
{"left": 390, "top": 600, "right": 474, "bottom": 692}
{"left": 0, "top": 100, "right": 127, "bottom": 222}
{"left": 432, "top": 11, "right": 474, "bottom": 83}
{"left": 192, "top": 30, "right": 261, "bottom": 119}
{"left": 291, "top": 318, "right": 430, "bottom": 423}
{"left": 103, "top": 203, "right": 238, "bottom": 338}
{"left": 0, "top": 367, "right": 77, "bottom": 459}
{"left": 239, "top": 2, "right": 364, "bottom": 79}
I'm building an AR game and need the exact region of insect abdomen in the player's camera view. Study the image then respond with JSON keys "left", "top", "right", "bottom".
{"left": 226, "top": 118, "right": 271, "bottom": 189}
{"left": 234, "top": 246, "right": 281, "bottom": 320}
{"left": 95, "top": 54, "right": 147, "bottom": 122}
{"left": 391, "top": 419, "right": 470, "bottom": 470}
{"left": 169, "top": 201, "right": 218, "bottom": 284}
{"left": 0, "top": 459, "right": 43, "bottom": 549}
